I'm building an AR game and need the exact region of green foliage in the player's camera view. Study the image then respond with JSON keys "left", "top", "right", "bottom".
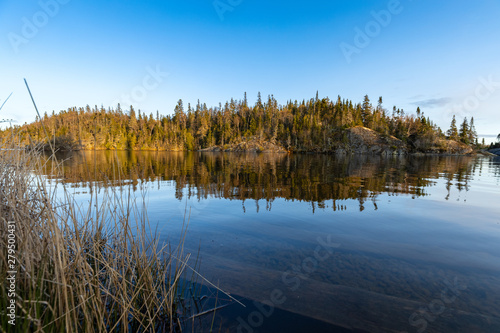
{"left": 184, "top": 130, "right": 194, "bottom": 150}
{"left": 1, "top": 93, "right": 451, "bottom": 151}
{"left": 447, "top": 115, "right": 459, "bottom": 140}
{"left": 459, "top": 117, "right": 469, "bottom": 144}
{"left": 443, "top": 115, "right": 477, "bottom": 146}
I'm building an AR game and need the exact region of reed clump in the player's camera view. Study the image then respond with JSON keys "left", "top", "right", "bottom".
{"left": 0, "top": 141, "right": 194, "bottom": 332}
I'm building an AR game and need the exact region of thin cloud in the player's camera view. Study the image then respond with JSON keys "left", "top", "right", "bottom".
{"left": 412, "top": 97, "right": 452, "bottom": 108}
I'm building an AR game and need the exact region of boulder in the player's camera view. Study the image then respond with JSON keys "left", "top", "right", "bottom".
{"left": 340, "top": 126, "right": 407, "bottom": 155}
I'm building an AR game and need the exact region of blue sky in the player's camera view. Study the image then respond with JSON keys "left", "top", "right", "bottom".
{"left": 1, "top": 0, "right": 499, "bottom": 139}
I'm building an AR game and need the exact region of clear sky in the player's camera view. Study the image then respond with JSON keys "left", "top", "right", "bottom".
{"left": 1, "top": 0, "right": 499, "bottom": 139}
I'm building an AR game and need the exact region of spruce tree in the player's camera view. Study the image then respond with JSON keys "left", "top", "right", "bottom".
{"left": 128, "top": 106, "right": 138, "bottom": 132}
{"left": 468, "top": 117, "right": 477, "bottom": 144}
{"left": 361, "top": 95, "right": 372, "bottom": 127}
{"left": 447, "top": 115, "right": 458, "bottom": 140}
{"left": 459, "top": 117, "right": 469, "bottom": 144}
{"left": 1, "top": 91, "right": 464, "bottom": 152}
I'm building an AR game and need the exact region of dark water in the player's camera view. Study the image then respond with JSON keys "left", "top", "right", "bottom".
{"left": 47, "top": 151, "right": 500, "bottom": 332}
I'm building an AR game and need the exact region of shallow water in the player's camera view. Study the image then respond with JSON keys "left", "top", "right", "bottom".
{"left": 47, "top": 151, "right": 500, "bottom": 332}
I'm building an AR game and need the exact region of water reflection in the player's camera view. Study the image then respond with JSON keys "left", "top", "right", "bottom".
{"left": 46, "top": 151, "right": 479, "bottom": 212}
{"left": 41, "top": 151, "right": 500, "bottom": 332}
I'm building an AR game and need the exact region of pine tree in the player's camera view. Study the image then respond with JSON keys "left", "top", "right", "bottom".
{"left": 128, "top": 106, "right": 138, "bottom": 132}
{"left": 447, "top": 115, "right": 458, "bottom": 140}
{"left": 377, "top": 97, "right": 383, "bottom": 112}
{"left": 243, "top": 92, "right": 248, "bottom": 108}
{"left": 174, "top": 99, "right": 185, "bottom": 130}
{"left": 1, "top": 91, "right": 458, "bottom": 153}
{"left": 459, "top": 117, "right": 469, "bottom": 144}
{"left": 361, "top": 95, "right": 372, "bottom": 127}
{"left": 468, "top": 117, "right": 477, "bottom": 144}
{"left": 174, "top": 99, "right": 184, "bottom": 116}
{"left": 256, "top": 92, "right": 263, "bottom": 110}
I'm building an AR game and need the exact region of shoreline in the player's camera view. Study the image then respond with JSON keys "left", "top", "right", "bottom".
{"left": 40, "top": 127, "right": 484, "bottom": 156}
{"left": 49, "top": 148, "right": 488, "bottom": 156}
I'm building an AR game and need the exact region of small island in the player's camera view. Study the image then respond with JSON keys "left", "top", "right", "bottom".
{"left": 3, "top": 93, "right": 486, "bottom": 155}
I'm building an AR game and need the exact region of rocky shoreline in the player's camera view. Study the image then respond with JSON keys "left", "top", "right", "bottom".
{"left": 199, "top": 138, "right": 287, "bottom": 153}
{"left": 199, "top": 127, "right": 475, "bottom": 156}
{"left": 488, "top": 148, "right": 500, "bottom": 156}
{"left": 41, "top": 126, "right": 487, "bottom": 156}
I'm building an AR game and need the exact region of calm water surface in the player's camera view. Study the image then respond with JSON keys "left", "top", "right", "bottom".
{"left": 47, "top": 152, "right": 500, "bottom": 332}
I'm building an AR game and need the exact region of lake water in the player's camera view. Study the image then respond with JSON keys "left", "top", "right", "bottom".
{"left": 46, "top": 151, "right": 500, "bottom": 332}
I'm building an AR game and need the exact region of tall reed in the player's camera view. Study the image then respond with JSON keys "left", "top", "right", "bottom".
{"left": 0, "top": 136, "right": 196, "bottom": 332}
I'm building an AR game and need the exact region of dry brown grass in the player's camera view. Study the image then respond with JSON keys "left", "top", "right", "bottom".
{"left": 0, "top": 137, "right": 197, "bottom": 332}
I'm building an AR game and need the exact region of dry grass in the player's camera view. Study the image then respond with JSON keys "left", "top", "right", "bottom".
{"left": 0, "top": 137, "right": 198, "bottom": 332}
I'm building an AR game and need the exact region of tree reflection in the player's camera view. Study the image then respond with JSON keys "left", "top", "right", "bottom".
{"left": 43, "top": 151, "right": 479, "bottom": 211}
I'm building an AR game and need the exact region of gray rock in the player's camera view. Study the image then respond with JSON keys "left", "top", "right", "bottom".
{"left": 488, "top": 148, "right": 500, "bottom": 156}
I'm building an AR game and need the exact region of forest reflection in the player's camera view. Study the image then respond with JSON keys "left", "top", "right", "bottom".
{"left": 44, "top": 151, "right": 480, "bottom": 212}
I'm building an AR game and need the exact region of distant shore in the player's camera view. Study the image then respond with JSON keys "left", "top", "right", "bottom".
{"left": 55, "top": 127, "right": 481, "bottom": 156}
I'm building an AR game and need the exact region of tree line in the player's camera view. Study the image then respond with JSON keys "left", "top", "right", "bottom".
{"left": 446, "top": 115, "right": 478, "bottom": 145}
{"left": 1, "top": 92, "right": 478, "bottom": 152}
